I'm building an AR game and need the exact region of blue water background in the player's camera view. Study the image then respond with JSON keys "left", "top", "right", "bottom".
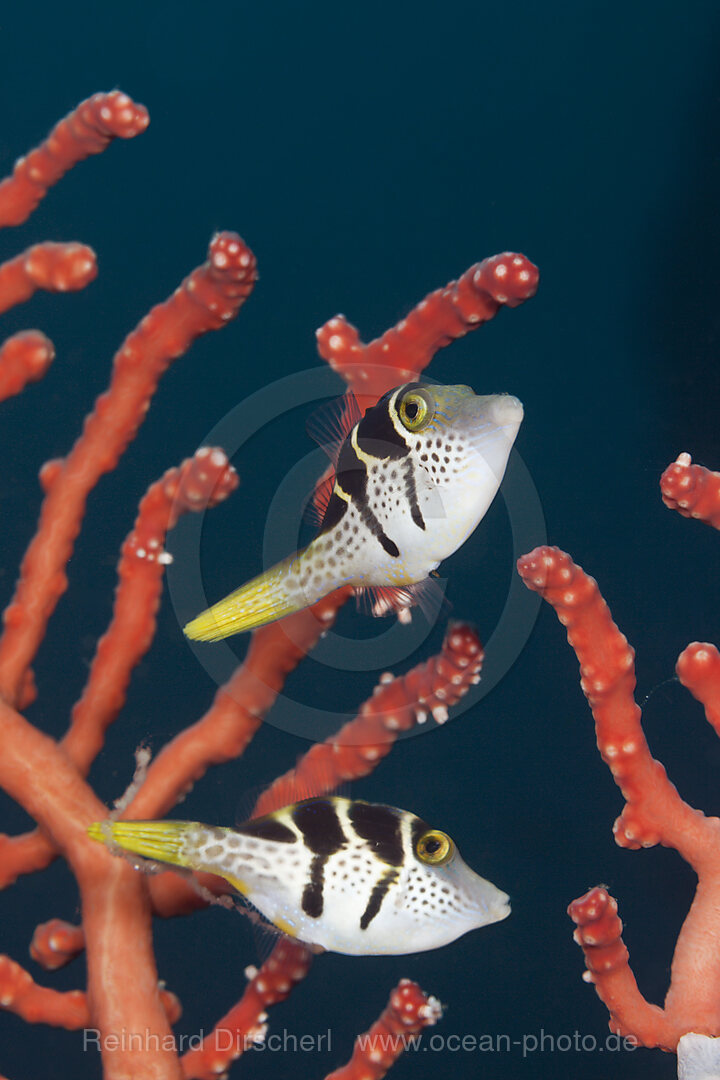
{"left": 1, "top": 2, "right": 720, "bottom": 1077}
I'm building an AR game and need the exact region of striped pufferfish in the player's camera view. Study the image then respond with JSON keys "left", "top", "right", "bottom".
{"left": 184, "top": 381, "right": 523, "bottom": 642}
{"left": 88, "top": 797, "right": 510, "bottom": 955}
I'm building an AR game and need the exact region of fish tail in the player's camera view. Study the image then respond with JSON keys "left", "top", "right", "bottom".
{"left": 87, "top": 820, "right": 196, "bottom": 869}
{"left": 183, "top": 556, "right": 304, "bottom": 641}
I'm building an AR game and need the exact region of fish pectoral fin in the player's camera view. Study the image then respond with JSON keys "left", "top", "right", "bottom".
{"left": 183, "top": 559, "right": 302, "bottom": 641}
{"left": 304, "top": 470, "right": 334, "bottom": 528}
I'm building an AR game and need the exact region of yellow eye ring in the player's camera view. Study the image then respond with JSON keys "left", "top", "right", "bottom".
{"left": 398, "top": 388, "right": 434, "bottom": 432}
{"left": 415, "top": 829, "right": 454, "bottom": 866}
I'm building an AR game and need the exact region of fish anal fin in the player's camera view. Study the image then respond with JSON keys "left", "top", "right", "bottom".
{"left": 229, "top": 889, "right": 288, "bottom": 963}
{"left": 222, "top": 872, "right": 250, "bottom": 896}
{"left": 355, "top": 584, "right": 417, "bottom": 620}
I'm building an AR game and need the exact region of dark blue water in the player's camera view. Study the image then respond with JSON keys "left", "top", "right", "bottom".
{"left": 1, "top": 2, "right": 720, "bottom": 1077}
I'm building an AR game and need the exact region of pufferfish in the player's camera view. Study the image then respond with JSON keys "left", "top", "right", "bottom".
{"left": 88, "top": 796, "right": 510, "bottom": 955}
{"left": 183, "top": 381, "right": 523, "bottom": 642}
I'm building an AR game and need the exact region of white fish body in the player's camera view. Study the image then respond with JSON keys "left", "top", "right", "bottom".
{"left": 184, "top": 383, "right": 523, "bottom": 641}
{"left": 88, "top": 796, "right": 510, "bottom": 956}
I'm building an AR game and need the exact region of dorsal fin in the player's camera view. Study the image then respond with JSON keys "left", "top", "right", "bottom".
{"left": 248, "top": 770, "right": 349, "bottom": 820}
{"left": 306, "top": 392, "right": 362, "bottom": 466}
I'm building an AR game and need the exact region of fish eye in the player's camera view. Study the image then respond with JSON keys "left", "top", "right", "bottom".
{"left": 398, "top": 388, "right": 434, "bottom": 432}
{"left": 415, "top": 829, "right": 454, "bottom": 866}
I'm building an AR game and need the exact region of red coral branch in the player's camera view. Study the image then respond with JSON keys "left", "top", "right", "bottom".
{"left": 0, "top": 695, "right": 182, "bottom": 1079}
{"left": 518, "top": 544, "right": 720, "bottom": 1050}
{"left": 0, "top": 330, "right": 54, "bottom": 402}
{"left": 567, "top": 888, "right": 659, "bottom": 1040}
{"left": 0, "top": 953, "right": 181, "bottom": 1028}
{"left": 254, "top": 621, "right": 483, "bottom": 817}
{"left": 0, "top": 448, "right": 240, "bottom": 888}
{"left": 661, "top": 452, "right": 720, "bottom": 530}
{"left": 124, "top": 588, "right": 353, "bottom": 824}
{"left": 0, "top": 91, "right": 535, "bottom": 1080}
{"left": 180, "top": 940, "right": 313, "bottom": 1079}
{"left": 316, "top": 252, "right": 538, "bottom": 409}
{"left": 0, "top": 91, "right": 149, "bottom": 228}
{"left": 0, "top": 241, "right": 97, "bottom": 314}
{"left": 65, "top": 448, "right": 239, "bottom": 772}
{"left": 30, "top": 919, "right": 86, "bottom": 970}
{"left": 0, "top": 230, "right": 257, "bottom": 710}
{"left": 324, "top": 979, "right": 442, "bottom": 1080}
{"left": 0, "top": 953, "right": 91, "bottom": 1029}
{"left": 677, "top": 641, "right": 720, "bottom": 736}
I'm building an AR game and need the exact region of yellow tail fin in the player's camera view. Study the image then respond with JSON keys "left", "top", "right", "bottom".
{"left": 87, "top": 820, "right": 194, "bottom": 869}
{"left": 89, "top": 820, "right": 250, "bottom": 896}
{"left": 183, "top": 557, "right": 303, "bottom": 641}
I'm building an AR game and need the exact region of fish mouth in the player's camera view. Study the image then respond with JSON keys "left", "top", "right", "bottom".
{"left": 492, "top": 890, "right": 512, "bottom": 922}
{"left": 462, "top": 392, "right": 524, "bottom": 427}
{"left": 472, "top": 884, "right": 511, "bottom": 925}
{"left": 459, "top": 872, "right": 512, "bottom": 927}
{"left": 487, "top": 393, "right": 523, "bottom": 425}
{"left": 456, "top": 393, "right": 524, "bottom": 456}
